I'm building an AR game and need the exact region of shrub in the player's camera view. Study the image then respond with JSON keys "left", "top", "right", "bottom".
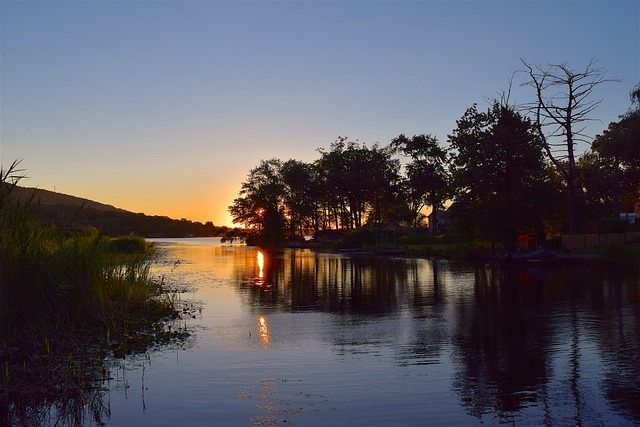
{"left": 0, "top": 161, "right": 173, "bottom": 347}
{"left": 335, "top": 228, "right": 382, "bottom": 248}
{"left": 107, "top": 235, "right": 149, "bottom": 254}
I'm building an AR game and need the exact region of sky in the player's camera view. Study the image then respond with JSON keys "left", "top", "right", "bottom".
{"left": 1, "top": 1, "right": 638, "bottom": 227}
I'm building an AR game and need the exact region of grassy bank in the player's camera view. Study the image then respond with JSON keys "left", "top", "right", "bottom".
{"left": 320, "top": 227, "right": 475, "bottom": 258}
{"left": 0, "top": 161, "right": 180, "bottom": 422}
{"left": 595, "top": 243, "right": 640, "bottom": 265}
{"left": 0, "top": 195, "right": 172, "bottom": 347}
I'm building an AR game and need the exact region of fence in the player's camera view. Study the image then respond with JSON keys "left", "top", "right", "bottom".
{"left": 562, "top": 232, "right": 640, "bottom": 250}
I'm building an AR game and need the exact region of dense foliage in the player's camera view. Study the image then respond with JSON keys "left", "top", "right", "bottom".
{"left": 230, "top": 81, "right": 640, "bottom": 249}
{"left": 447, "top": 103, "right": 558, "bottom": 247}
{"left": 390, "top": 133, "right": 449, "bottom": 229}
{"left": 229, "top": 140, "right": 406, "bottom": 247}
{"left": 590, "top": 85, "right": 640, "bottom": 215}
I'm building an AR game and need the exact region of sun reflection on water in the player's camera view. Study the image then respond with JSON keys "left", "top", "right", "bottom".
{"left": 257, "top": 315, "right": 271, "bottom": 348}
{"left": 257, "top": 251, "right": 264, "bottom": 279}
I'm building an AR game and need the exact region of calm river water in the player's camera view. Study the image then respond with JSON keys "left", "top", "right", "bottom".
{"left": 95, "top": 238, "right": 638, "bottom": 426}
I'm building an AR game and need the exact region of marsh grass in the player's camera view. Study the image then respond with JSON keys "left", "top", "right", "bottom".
{"left": 0, "top": 223, "right": 167, "bottom": 346}
{"left": 404, "top": 243, "right": 474, "bottom": 258}
{"left": 327, "top": 227, "right": 475, "bottom": 258}
{"left": 0, "top": 160, "right": 180, "bottom": 424}
{"left": 600, "top": 243, "right": 640, "bottom": 266}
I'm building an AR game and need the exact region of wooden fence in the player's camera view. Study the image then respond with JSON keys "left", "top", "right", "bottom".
{"left": 561, "top": 232, "right": 640, "bottom": 250}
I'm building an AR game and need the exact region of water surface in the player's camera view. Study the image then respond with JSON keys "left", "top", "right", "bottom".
{"left": 98, "top": 238, "right": 639, "bottom": 426}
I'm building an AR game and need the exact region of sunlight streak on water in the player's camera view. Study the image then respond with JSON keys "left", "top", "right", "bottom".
{"left": 90, "top": 240, "right": 640, "bottom": 426}
{"left": 257, "top": 251, "right": 264, "bottom": 279}
{"left": 257, "top": 315, "right": 271, "bottom": 348}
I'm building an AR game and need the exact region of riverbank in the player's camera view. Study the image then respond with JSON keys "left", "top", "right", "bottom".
{"left": 1, "top": 165, "right": 185, "bottom": 424}
{"left": 81, "top": 240, "right": 640, "bottom": 426}
{"left": 292, "top": 235, "right": 640, "bottom": 266}
{"left": 0, "top": 233, "right": 188, "bottom": 426}
{"left": 0, "top": 232, "right": 183, "bottom": 415}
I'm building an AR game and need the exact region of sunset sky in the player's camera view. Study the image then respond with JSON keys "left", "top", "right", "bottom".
{"left": 1, "top": 1, "right": 638, "bottom": 227}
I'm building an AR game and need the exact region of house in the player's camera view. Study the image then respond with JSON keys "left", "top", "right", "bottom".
{"left": 428, "top": 210, "right": 451, "bottom": 233}
{"left": 619, "top": 213, "right": 639, "bottom": 224}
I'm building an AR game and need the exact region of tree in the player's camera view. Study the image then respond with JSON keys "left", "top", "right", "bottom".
{"left": 391, "top": 134, "right": 449, "bottom": 229}
{"left": 316, "top": 138, "right": 400, "bottom": 229}
{"left": 575, "top": 152, "right": 620, "bottom": 227}
{"left": 280, "top": 159, "right": 316, "bottom": 238}
{"left": 316, "top": 138, "right": 356, "bottom": 229}
{"left": 361, "top": 143, "right": 403, "bottom": 226}
{"left": 228, "top": 159, "right": 286, "bottom": 247}
{"left": 448, "top": 103, "right": 554, "bottom": 248}
{"left": 520, "top": 58, "right": 618, "bottom": 232}
{"left": 591, "top": 84, "right": 640, "bottom": 213}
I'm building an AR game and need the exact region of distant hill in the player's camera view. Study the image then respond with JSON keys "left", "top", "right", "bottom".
{"left": 11, "top": 185, "right": 230, "bottom": 238}
{"left": 13, "top": 186, "right": 123, "bottom": 212}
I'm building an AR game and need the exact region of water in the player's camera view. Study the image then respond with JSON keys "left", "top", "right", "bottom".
{"left": 95, "top": 239, "right": 640, "bottom": 425}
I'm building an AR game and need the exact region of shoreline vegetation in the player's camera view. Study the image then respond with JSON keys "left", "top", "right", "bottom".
{"left": 1, "top": 161, "right": 186, "bottom": 425}
{"left": 0, "top": 162, "right": 637, "bottom": 426}
{"left": 223, "top": 226, "right": 640, "bottom": 267}
{"left": 226, "top": 82, "right": 640, "bottom": 264}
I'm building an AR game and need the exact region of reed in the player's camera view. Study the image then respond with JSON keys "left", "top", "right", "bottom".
{"left": 0, "top": 159, "right": 175, "bottom": 349}
{"left": 0, "top": 161, "right": 181, "bottom": 424}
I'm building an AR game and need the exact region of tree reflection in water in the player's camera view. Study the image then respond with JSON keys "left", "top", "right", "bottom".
{"left": 450, "top": 266, "right": 553, "bottom": 423}
{"left": 235, "top": 249, "right": 640, "bottom": 424}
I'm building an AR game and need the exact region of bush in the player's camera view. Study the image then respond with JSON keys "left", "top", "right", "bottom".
{"left": 107, "top": 235, "right": 149, "bottom": 254}
{"left": 335, "top": 228, "right": 383, "bottom": 248}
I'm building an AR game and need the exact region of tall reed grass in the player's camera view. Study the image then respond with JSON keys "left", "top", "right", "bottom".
{"left": 0, "top": 160, "right": 173, "bottom": 348}
{"left": 0, "top": 161, "right": 181, "bottom": 425}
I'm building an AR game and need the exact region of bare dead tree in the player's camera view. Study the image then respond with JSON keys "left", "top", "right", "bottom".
{"left": 520, "top": 58, "right": 619, "bottom": 232}
{"left": 487, "top": 71, "right": 517, "bottom": 109}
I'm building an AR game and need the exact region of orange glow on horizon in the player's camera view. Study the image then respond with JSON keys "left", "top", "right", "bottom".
{"left": 79, "top": 182, "right": 239, "bottom": 228}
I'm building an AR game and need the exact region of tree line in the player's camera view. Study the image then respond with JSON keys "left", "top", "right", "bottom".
{"left": 229, "top": 60, "right": 640, "bottom": 248}
{"left": 38, "top": 205, "right": 230, "bottom": 238}
{"left": 10, "top": 185, "right": 231, "bottom": 238}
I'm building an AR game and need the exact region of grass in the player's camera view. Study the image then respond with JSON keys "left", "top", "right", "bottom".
{"left": 0, "top": 224, "right": 168, "bottom": 346}
{"left": 404, "top": 243, "right": 475, "bottom": 258}
{"left": 0, "top": 160, "right": 181, "bottom": 423}
{"left": 323, "top": 227, "right": 475, "bottom": 258}
{"left": 599, "top": 243, "right": 640, "bottom": 266}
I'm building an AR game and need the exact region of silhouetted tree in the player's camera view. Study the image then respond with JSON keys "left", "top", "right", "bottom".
{"left": 574, "top": 152, "right": 620, "bottom": 229}
{"left": 521, "top": 58, "right": 618, "bottom": 232}
{"left": 316, "top": 138, "right": 400, "bottom": 229}
{"left": 362, "top": 144, "right": 403, "bottom": 226}
{"left": 281, "top": 159, "right": 316, "bottom": 238}
{"left": 591, "top": 84, "right": 640, "bottom": 214}
{"left": 391, "top": 134, "right": 449, "bottom": 229}
{"left": 448, "top": 103, "right": 554, "bottom": 248}
{"left": 228, "top": 159, "right": 286, "bottom": 247}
